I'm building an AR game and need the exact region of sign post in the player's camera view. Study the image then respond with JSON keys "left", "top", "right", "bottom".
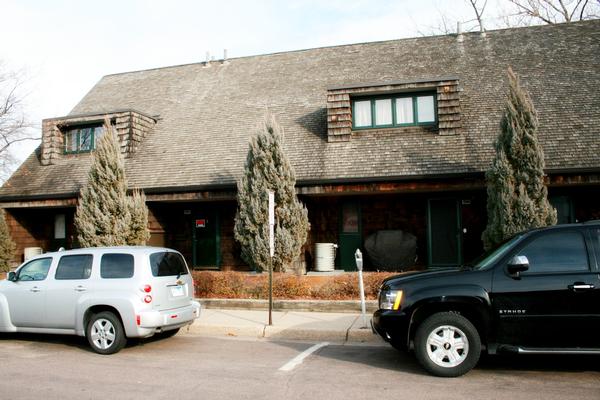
{"left": 355, "top": 249, "right": 368, "bottom": 328}
{"left": 268, "top": 191, "right": 275, "bottom": 326}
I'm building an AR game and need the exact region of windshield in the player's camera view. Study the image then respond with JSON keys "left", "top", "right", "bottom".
{"left": 470, "top": 234, "right": 523, "bottom": 270}
{"left": 149, "top": 252, "right": 189, "bottom": 277}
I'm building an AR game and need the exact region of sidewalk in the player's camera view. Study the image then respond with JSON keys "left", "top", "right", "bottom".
{"left": 184, "top": 308, "right": 386, "bottom": 345}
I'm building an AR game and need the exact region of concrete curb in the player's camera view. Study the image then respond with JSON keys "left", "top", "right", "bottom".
{"left": 199, "top": 298, "right": 378, "bottom": 313}
{"left": 184, "top": 311, "right": 386, "bottom": 345}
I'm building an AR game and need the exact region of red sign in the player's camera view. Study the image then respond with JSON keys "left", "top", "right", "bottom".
{"left": 195, "top": 219, "right": 206, "bottom": 228}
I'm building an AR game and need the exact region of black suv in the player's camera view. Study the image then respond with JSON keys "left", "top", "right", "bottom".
{"left": 372, "top": 222, "right": 600, "bottom": 377}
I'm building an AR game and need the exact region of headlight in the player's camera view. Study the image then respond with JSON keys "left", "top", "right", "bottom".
{"left": 379, "top": 289, "right": 403, "bottom": 310}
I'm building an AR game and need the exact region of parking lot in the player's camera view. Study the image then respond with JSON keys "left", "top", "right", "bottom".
{"left": 1, "top": 332, "right": 599, "bottom": 400}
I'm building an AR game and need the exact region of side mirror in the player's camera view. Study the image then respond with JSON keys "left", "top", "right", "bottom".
{"left": 7, "top": 271, "right": 17, "bottom": 282}
{"left": 507, "top": 255, "right": 529, "bottom": 278}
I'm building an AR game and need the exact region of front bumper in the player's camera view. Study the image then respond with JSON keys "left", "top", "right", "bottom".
{"left": 372, "top": 309, "right": 411, "bottom": 350}
{"left": 132, "top": 301, "right": 201, "bottom": 337}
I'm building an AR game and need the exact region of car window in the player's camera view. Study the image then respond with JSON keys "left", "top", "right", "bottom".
{"left": 519, "top": 231, "right": 589, "bottom": 273}
{"left": 591, "top": 228, "right": 600, "bottom": 268}
{"left": 149, "top": 252, "right": 189, "bottom": 277}
{"left": 55, "top": 255, "right": 93, "bottom": 280}
{"left": 100, "top": 254, "right": 134, "bottom": 279}
{"left": 17, "top": 258, "right": 52, "bottom": 281}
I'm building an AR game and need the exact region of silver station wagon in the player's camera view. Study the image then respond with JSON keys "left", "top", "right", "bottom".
{"left": 0, "top": 247, "right": 201, "bottom": 354}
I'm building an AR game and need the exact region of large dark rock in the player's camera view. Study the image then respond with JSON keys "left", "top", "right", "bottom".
{"left": 364, "top": 230, "right": 417, "bottom": 271}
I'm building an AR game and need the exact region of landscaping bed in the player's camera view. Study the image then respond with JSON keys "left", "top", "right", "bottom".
{"left": 192, "top": 271, "right": 401, "bottom": 300}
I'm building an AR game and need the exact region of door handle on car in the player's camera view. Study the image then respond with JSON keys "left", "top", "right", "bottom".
{"left": 74, "top": 286, "right": 87, "bottom": 292}
{"left": 30, "top": 287, "right": 41, "bottom": 292}
{"left": 569, "top": 283, "right": 595, "bottom": 291}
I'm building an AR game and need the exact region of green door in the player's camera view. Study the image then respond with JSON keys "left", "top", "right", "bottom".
{"left": 192, "top": 211, "right": 220, "bottom": 269}
{"left": 427, "top": 198, "right": 462, "bottom": 267}
{"left": 338, "top": 202, "right": 361, "bottom": 271}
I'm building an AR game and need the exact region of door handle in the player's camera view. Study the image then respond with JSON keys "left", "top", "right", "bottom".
{"left": 569, "top": 283, "right": 595, "bottom": 291}
{"left": 30, "top": 287, "right": 41, "bottom": 292}
{"left": 74, "top": 286, "right": 87, "bottom": 292}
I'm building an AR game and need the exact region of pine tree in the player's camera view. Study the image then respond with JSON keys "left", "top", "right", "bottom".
{"left": 74, "top": 120, "right": 132, "bottom": 247}
{"left": 127, "top": 189, "right": 151, "bottom": 245}
{"left": 482, "top": 67, "right": 556, "bottom": 250}
{"left": 0, "top": 209, "right": 16, "bottom": 272}
{"left": 234, "top": 113, "right": 310, "bottom": 273}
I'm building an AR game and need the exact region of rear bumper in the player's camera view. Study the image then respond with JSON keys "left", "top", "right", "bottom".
{"left": 132, "top": 301, "right": 201, "bottom": 337}
{"left": 372, "top": 309, "right": 410, "bottom": 350}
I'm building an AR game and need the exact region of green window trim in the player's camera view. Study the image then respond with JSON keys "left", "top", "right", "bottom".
{"left": 63, "top": 124, "right": 105, "bottom": 154}
{"left": 351, "top": 92, "right": 438, "bottom": 130}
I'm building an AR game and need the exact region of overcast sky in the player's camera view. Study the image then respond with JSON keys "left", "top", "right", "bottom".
{"left": 2, "top": 0, "right": 513, "bottom": 166}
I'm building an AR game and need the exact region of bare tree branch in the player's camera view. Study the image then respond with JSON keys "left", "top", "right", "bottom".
{"left": 506, "top": 0, "right": 600, "bottom": 24}
{"left": 468, "top": 0, "right": 488, "bottom": 31}
{"left": 0, "top": 61, "right": 40, "bottom": 182}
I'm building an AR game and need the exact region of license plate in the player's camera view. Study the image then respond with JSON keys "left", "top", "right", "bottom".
{"left": 171, "top": 285, "right": 185, "bottom": 297}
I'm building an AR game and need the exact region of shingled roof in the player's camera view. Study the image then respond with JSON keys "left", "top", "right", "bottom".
{"left": 2, "top": 20, "right": 599, "bottom": 199}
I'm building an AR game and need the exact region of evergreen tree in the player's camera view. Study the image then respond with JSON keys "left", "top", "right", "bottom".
{"left": 234, "top": 113, "right": 310, "bottom": 273}
{"left": 74, "top": 121, "right": 132, "bottom": 247}
{"left": 482, "top": 67, "right": 556, "bottom": 250}
{"left": 0, "top": 209, "right": 16, "bottom": 272}
{"left": 127, "top": 189, "right": 151, "bottom": 245}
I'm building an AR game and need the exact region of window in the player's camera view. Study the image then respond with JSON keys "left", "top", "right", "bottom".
{"left": 352, "top": 93, "right": 436, "bottom": 129}
{"left": 519, "top": 231, "right": 589, "bottom": 273}
{"left": 64, "top": 124, "right": 104, "bottom": 154}
{"left": 149, "top": 252, "right": 189, "bottom": 277}
{"left": 55, "top": 255, "right": 93, "bottom": 280}
{"left": 17, "top": 258, "right": 52, "bottom": 281}
{"left": 101, "top": 254, "right": 134, "bottom": 279}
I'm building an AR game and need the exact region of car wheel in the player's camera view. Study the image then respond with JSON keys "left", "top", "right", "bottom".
{"left": 414, "top": 312, "right": 481, "bottom": 377}
{"left": 158, "top": 328, "right": 180, "bottom": 339}
{"left": 86, "top": 311, "right": 127, "bottom": 355}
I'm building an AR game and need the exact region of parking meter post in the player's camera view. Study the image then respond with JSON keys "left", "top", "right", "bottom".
{"left": 355, "top": 249, "right": 367, "bottom": 328}
{"left": 268, "top": 191, "right": 275, "bottom": 326}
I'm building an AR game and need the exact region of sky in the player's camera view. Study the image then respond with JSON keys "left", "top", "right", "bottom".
{"left": 1, "top": 0, "right": 513, "bottom": 170}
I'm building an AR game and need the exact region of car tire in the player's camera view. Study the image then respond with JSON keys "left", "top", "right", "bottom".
{"left": 86, "top": 311, "right": 127, "bottom": 355}
{"left": 414, "top": 312, "right": 481, "bottom": 377}
{"left": 157, "top": 328, "right": 180, "bottom": 339}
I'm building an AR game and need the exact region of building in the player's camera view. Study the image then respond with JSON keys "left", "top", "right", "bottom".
{"left": 1, "top": 21, "right": 599, "bottom": 271}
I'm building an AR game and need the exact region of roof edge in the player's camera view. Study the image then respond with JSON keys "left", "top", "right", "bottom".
{"left": 43, "top": 109, "right": 159, "bottom": 123}
{"left": 327, "top": 76, "right": 460, "bottom": 91}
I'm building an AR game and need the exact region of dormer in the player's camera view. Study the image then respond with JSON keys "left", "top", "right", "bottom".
{"left": 326, "top": 78, "right": 461, "bottom": 142}
{"left": 40, "top": 109, "right": 157, "bottom": 165}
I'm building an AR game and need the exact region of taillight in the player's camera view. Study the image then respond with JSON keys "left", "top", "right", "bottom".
{"left": 136, "top": 315, "right": 141, "bottom": 326}
{"left": 144, "top": 295, "right": 152, "bottom": 303}
{"left": 141, "top": 284, "right": 152, "bottom": 293}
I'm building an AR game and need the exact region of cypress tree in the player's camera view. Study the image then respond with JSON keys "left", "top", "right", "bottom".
{"left": 234, "top": 113, "right": 310, "bottom": 273}
{"left": 74, "top": 120, "right": 132, "bottom": 247}
{"left": 127, "top": 189, "right": 151, "bottom": 245}
{"left": 482, "top": 67, "right": 556, "bottom": 250}
{"left": 0, "top": 209, "right": 16, "bottom": 272}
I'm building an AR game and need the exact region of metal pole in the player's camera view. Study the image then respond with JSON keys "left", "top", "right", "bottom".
{"left": 355, "top": 249, "right": 367, "bottom": 328}
{"left": 268, "top": 257, "right": 273, "bottom": 326}
{"left": 358, "top": 267, "right": 367, "bottom": 328}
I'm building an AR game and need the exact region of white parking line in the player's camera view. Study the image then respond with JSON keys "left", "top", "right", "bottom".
{"left": 278, "top": 342, "right": 329, "bottom": 372}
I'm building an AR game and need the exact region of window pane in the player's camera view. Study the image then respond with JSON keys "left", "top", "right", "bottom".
{"left": 65, "top": 130, "right": 78, "bottom": 152}
{"left": 520, "top": 231, "right": 589, "bottom": 273}
{"left": 374, "top": 99, "right": 392, "bottom": 126}
{"left": 18, "top": 258, "right": 52, "bottom": 281}
{"left": 342, "top": 203, "right": 359, "bottom": 233}
{"left": 395, "top": 97, "right": 414, "bottom": 124}
{"left": 56, "top": 255, "right": 93, "bottom": 280}
{"left": 354, "top": 100, "right": 372, "bottom": 127}
{"left": 417, "top": 95, "right": 435, "bottom": 123}
{"left": 93, "top": 126, "right": 105, "bottom": 148}
{"left": 101, "top": 254, "right": 134, "bottom": 279}
{"left": 80, "top": 128, "right": 93, "bottom": 151}
{"left": 150, "top": 252, "right": 189, "bottom": 277}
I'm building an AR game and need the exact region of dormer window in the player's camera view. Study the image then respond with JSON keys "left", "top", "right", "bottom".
{"left": 64, "top": 124, "right": 104, "bottom": 154}
{"left": 352, "top": 92, "right": 437, "bottom": 130}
